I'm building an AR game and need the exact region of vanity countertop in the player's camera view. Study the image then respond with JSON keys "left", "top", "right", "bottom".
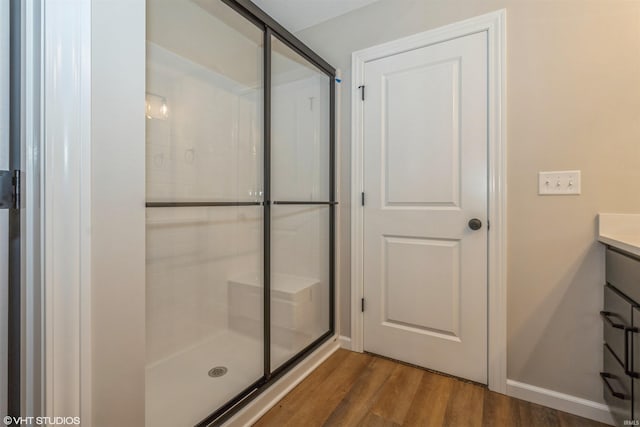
{"left": 598, "top": 213, "right": 640, "bottom": 257}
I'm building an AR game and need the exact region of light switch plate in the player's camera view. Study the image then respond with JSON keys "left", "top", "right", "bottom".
{"left": 538, "top": 170, "right": 581, "bottom": 195}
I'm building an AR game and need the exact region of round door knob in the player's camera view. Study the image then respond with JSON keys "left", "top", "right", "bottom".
{"left": 468, "top": 218, "right": 482, "bottom": 230}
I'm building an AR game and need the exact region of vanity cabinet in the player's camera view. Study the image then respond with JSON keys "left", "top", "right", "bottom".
{"left": 602, "top": 248, "right": 640, "bottom": 426}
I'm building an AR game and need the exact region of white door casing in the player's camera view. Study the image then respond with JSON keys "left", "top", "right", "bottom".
{"left": 351, "top": 10, "right": 506, "bottom": 392}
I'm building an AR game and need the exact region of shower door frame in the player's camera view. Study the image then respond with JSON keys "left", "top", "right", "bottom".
{"left": 156, "top": 1, "right": 337, "bottom": 425}
{"left": 5, "top": 0, "right": 22, "bottom": 418}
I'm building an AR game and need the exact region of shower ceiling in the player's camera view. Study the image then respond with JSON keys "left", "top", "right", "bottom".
{"left": 251, "top": 0, "right": 383, "bottom": 32}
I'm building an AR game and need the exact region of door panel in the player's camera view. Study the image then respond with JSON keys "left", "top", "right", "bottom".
{"left": 384, "top": 59, "right": 460, "bottom": 207}
{"left": 383, "top": 236, "right": 460, "bottom": 338}
{"left": 363, "top": 31, "right": 488, "bottom": 383}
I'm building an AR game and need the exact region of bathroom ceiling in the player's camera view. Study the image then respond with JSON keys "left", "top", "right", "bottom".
{"left": 251, "top": 0, "right": 383, "bottom": 32}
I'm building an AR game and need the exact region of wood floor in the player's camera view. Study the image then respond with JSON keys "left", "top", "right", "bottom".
{"left": 254, "top": 349, "right": 609, "bottom": 427}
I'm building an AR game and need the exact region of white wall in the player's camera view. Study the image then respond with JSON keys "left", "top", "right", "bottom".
{"left": 147, "top": 0, "right": 263, "bottom": 88}
{"left": 91, "top": 0, "right": 146, "bottom": 425}
{"left": 296, "top": 0, "right": 640, "bottom": 404}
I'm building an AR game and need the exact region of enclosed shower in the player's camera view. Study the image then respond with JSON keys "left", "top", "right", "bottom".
{"left": 144, "top": 0, "right": 335, "bottom": 425}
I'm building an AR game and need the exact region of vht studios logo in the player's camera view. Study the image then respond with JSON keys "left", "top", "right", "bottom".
{"left": 624, "top": 420, "right": 640, "bottom": 426}
{"left": 3, "top": 416, "right": 81, "bottom": 426}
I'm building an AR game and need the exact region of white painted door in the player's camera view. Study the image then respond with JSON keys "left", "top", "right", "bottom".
{"left": 362, "top": 31, "right": 488, "bottom": 383}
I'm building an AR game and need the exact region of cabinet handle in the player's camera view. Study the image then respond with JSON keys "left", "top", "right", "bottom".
{"left": 626, "top": 327, "right": 639, "bottom": 377}
{"left": 600, "top": 372, "right": 629, "bottom": 400}
{"left": 600, "top": 311, "right": 625, "bottom": 329}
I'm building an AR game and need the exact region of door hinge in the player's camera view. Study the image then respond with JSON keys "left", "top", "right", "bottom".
{"left": 361, "top": 192, "right": 365, "bottom": 206}
{"left": 358, "top": 85, "right": 365, "bottom": 101}
{"left": 0, "top": 170, "right": 20, "bottom": 210}
{"left": 361, "top": 298, "right": 365, "bottom": 312}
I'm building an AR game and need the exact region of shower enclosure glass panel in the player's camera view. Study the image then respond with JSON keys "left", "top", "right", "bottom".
{"left": 271, "top": 37, "right": 330, "bottom": 202}
{"left": 145, "top": 0, "right": 335, "bottom": 424}
{"left": 146, "top": 0, "right": 263, "bottom": 204}
{"left": 271, "top": 205, "right": 330, "bottom": 370}
{"left": 145, "top": 1, "right": 263, "bottom": 426}
{"left": 270, "top": 36, "right": 332, "bottom": 370}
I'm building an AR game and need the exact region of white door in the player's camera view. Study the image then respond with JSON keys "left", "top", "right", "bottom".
{"left": 362, "top": 31, "right": 488, "bottom": 383}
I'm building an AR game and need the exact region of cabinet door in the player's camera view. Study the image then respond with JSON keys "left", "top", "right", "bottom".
{"left": 607, "top": 249, "right": 640, "bottom": 303}
{"left": 603, "top": 343, "right": 632, "bottom": 425}
{"left": 604, "top": 285, "right": 633, "bottom": 366}
{"left": 633, "top": 305, "right": 640, "bottom": 423}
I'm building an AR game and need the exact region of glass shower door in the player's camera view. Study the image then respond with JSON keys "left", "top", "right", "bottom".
{"left": 145, "top": 2, "right": 264, "bottom": 425}
{"left": 145, "top": 0, "right": 335, "bottom": 424}
{"left": 270, "top": 35, "right": 333, "bottom": 370}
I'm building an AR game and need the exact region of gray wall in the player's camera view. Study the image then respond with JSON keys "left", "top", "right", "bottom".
{"left": 297, "top": 0, "right": 640, "bottom": 403}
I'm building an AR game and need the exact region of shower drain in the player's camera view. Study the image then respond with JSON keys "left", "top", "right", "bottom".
{"left": 208, "top": 366, "right": 228, "bottom": 378}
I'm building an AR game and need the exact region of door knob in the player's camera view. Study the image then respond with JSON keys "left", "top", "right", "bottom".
{"left": 468, "top": 218, "right": 482, "bottom": 230}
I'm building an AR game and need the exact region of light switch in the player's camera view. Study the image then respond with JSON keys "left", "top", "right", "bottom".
{"left": 538, "top": 170, "right": 581, "bottom": 195}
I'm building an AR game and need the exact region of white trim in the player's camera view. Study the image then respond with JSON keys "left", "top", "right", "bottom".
{"left": 42, "top": 0, "right": 92, "bottom": 422}
{"left": 506, "top": 379, "right": 613, "bottom": 425}
{"left": 350, "top": 10, "right": 507, "bottom": 393}
{"left": 335, "top": 68, "right": 343, "bottom": 341}
{"left": 23, "top": 0, "right": 44, "bottom": 417}
{"left": 485, "top": 9, "right": 508, "bottom": 396}
{"left": 223, "top": 337, "right": 341, "bottom": 427}
{"left": 338, "top": 335, "right": 352, "bottom": 350}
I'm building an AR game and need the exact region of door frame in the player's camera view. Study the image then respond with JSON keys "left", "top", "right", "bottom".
{"left": 350, "top": 10, "right": 507, "bottom": 393}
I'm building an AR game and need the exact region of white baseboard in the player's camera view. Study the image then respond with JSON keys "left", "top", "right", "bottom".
{"left": 506, "top": 379, "right": 613, "bottom": 425}
{"left": 223, "top": 336, "right": 341, "bottom": 427}
{"left": 339, "top": 335, "right": 352, "bottom": 350}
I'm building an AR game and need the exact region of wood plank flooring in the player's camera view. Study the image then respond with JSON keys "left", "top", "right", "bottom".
{"left": 254, "top": 349, "right": 610, "bottom": 427}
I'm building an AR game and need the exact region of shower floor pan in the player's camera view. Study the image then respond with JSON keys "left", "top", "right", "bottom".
{"left": 145, "top": 329, "right": 289, "bottom": 427}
